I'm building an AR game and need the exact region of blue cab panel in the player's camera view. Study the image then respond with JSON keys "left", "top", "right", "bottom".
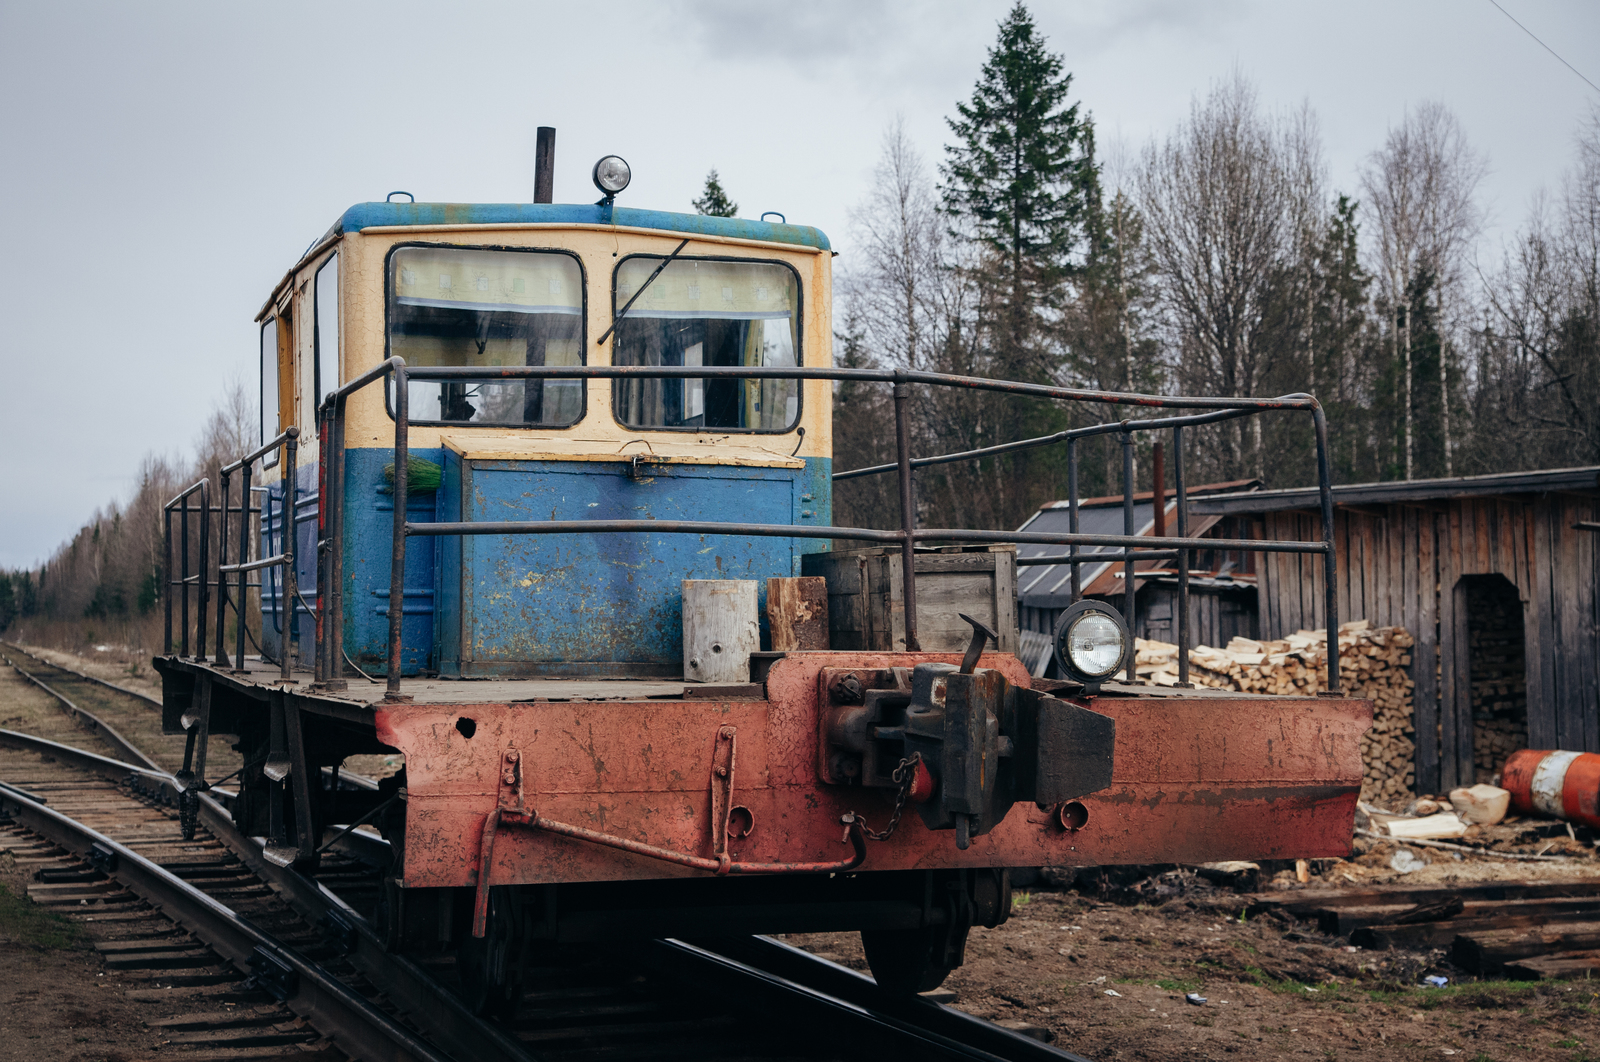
{"left": 435, "top": 453, "right": 832, "bottom": 678}
{"left": 343, "top": 448, "right": 440, "bottom": 676}
{"left": 260, "top": 461, "right": 319, "bottom": 665}
{"left": 337, "top": 447, "right": 832, "bottom": 678}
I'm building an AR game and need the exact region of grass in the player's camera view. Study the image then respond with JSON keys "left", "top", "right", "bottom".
{"left": 1013, "top": 891, "right": 1031, "bottom": 906}
{"left": 0, "top": 880, "right": 80, "bottom": 950}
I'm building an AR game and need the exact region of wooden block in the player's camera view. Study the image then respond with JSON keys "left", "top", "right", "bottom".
{"left": 682, "top": 580, "right": 759, "bottom": 684}
{"left": 1505, "top": 949, "right": 1600, "bottom": 980}
{"left": 1453, "top": 921, "right": 1600, "bottom": 974}
{"left": 767, "top": 577, "right": 829, "bottom": 651}
{"left": 1384, "top": 812, "right": 1468, "bottom": 839}
{"left": 1353, "top": 901, "right": 1600, "bottom": 950}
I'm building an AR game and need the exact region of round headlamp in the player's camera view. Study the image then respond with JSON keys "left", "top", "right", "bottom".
{"left": 592, "top": 155, "right": 632, "bottom": 196}
{"left": 1052, "top": 601, "right": 1130, "bottom": 690}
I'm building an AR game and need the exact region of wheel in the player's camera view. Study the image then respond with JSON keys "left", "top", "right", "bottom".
{"left": 458, "top": 886, "right": 525, "bottom": 1017}
{"left": 861, "top": 926, "right": 963, "bottom": 995}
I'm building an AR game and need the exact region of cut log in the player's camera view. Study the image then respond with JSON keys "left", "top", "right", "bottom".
{"left": 1449, "top": 784, "right": 1511, "bottom": 826}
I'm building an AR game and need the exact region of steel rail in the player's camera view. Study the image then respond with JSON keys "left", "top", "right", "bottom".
{"left": 0, "top": 725, "right": 535, "bottom": 1062}
{"left": 657, "top": 937, "right": 1090, "bottom": 1062}
{"left": 1, "top": 651, "right": 165, "bottom": 773}
{"left": 0, "top": 770, "right": 450, "bottom": 1062}
{"left": 0, "top": 640, "right": 163, "bottom": 708}
{"left": 688, "top": 935, "right": 1091, "bottom": 1061}
{"left": 0, "top": 644, "right": 377, "bottom": 795}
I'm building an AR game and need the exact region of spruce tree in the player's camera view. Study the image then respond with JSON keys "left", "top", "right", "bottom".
{"left": 941, "top": 2, "right": 1092, "bottom": 372}
{"left": 692, "top": 170, "right": 738, "bottom": 217}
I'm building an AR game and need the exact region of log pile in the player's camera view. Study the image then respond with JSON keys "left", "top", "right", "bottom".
{"left": 1134, "top": 621, "right": 1416, "bottom": 804}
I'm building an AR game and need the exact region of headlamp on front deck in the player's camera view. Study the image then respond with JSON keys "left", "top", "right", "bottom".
{"left": 592, "top": 155, "right": 632, "bottom": 196}
{"left": 1053, "top": 601, "right": 1129, "bottom": 691}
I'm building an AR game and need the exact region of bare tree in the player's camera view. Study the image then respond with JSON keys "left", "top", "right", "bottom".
{"left": 1472, "top": 107, "right": 1600, "bottom": 467}
{"left": 849, "top": 115, "right": 945, "bottom": 373}
{"left": 1136, "top": 72, "right": 1326, "bottom": 481}
{"left": 1359, "top": 102, "right": 1486, "bottom": 478}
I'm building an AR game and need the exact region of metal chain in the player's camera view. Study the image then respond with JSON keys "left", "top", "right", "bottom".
{"left": 853, "top": 753, "right": 923, "bottom": 842}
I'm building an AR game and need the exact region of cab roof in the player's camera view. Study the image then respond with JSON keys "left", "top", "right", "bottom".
{"left": 334, "top": 201, "right": 831, "bottom": 251}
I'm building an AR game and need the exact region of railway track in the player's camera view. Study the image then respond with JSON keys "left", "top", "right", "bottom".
{"left": 0, "top": 644, "right": 1091, "bottom": 1062}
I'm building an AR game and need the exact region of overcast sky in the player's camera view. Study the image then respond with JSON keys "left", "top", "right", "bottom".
{"left": 1, "top": 0, "right": 1596, "bottom": 568}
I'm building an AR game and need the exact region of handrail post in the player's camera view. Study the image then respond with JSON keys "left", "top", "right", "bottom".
{"left": 1068, "top": 437, "right": 1081, "bottom": 602}
{"left": 1314, "top": 404, "right": 1340, "bottom": 694}
{"left": 237, "top": 460, "right": 252, "bottom": 672}
{"left": 327, "top": 395, "right": 349, "bottom": 690}
{"left": 281, "top": 429, "right": 298, "bottom": 682}
{"left": 314, "top": 405, "right": 329, "bottom": 686}
{"left": 163, "top": 507, "right": 173, "bottom": 655}
{"left": 196, "top": 480, "right": 209, "bottom": 662}
{"left": 1121, "top": 428, "right": 1135, "bottom": 683}
{"left": 892, "top": 373, "right": 920, "bottom": 652}
{"left": 180, "top": 494, "right": 190, "bottom": 659}
{"left": 385, "top": 365, "right": 410, "bottom": 697}
{"left": 216, "top": 470, "right": 232, "bottom": 668}
{"left": 1174, "top": 425, "right": 1191, "bottom": 687}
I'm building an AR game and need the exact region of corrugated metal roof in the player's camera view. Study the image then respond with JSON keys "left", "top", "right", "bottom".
{"left": 1189, "top": 466, "right": 1600, "bottom": 516}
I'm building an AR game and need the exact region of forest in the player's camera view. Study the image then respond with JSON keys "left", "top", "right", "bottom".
{"left": 3, "top": 3, "right": 1596, "bottom": 653}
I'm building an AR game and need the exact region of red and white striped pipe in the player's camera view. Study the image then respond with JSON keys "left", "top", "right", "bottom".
{"left": 1503, "top": 749, "right": 1600, "bottom": 829}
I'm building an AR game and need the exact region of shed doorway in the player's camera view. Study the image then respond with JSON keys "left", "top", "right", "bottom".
{"left": 1462, "top": 574, "right": 1528, "bottom": 783}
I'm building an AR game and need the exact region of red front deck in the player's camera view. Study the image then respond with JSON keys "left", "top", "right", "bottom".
{"left": 374, "top": 652, "right": 1372, "bottom": 888}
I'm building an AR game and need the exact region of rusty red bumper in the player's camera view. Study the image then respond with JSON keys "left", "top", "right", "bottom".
{"left": 375, "top": 653, "right": 1371, "bottom": 889}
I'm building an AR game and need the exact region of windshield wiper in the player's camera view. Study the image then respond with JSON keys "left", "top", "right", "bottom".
{"left": 596, "top": 238, "right": 690, "bottom": 347}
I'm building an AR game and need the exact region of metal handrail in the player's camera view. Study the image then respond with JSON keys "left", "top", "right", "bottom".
{"left": 183, "top": 355, "right": 1339, "bottom": 698}
{"left": 162, "top": 428, "right": 298, "bottom": 681}
{"left": 364, "top": 361, "right": 1339, "bottom": 697}
{"left": 163, "top": 478, "right": 209, "bottom": 661}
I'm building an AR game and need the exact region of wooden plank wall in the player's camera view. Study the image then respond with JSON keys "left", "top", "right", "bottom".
{"left": 1258, "top": 493, "right": 1599, "bottom": 792}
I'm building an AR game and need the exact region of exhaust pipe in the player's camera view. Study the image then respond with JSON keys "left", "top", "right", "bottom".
{"left": 535, "top": 127, "right": 555, "bottom": 203}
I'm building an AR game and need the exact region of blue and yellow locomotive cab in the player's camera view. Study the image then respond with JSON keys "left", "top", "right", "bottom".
{"left": 256, "top": 198, "right": 834, "bottom": 678}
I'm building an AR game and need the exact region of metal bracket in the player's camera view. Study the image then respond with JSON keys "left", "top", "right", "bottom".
{"left": 499, "top": 747, "right": 524, "bottom": 811}
{"left": 244, "top": 946, "right": 299, "bottom": 1001}
{"left": 710, "top": 727, "right": 737, "bottom": 872}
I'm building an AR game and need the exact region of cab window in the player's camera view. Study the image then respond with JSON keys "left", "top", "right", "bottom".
{"left": 611, "top": 256, "right": 800, "bottom": 432}
{"left": 386, "top": 245, "right": 585, "bottom": 426}
{"left": 314, "top": 253, "right": 339, "bottom": 407}
{"left": 260, "top": 316, "right": 281, "bottom": 468}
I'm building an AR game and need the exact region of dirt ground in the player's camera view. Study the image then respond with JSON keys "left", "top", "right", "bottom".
{"left": 0, "top": 849, "right": 176, "bottom": 1062}
{"left": 785, "top": 853, "right": 1600, "bottom": 1061}
{"left": 7, "top": 643, "right": 1600, "bottom": 1060}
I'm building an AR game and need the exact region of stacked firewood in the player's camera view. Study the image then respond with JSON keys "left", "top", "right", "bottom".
{"left": 1134, "top": 621, "right": 1417, "bottom": 804}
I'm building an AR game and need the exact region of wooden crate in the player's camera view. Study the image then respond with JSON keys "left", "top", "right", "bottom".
{"left": 801, "top": 545, "right": 1019, "bottom": 653}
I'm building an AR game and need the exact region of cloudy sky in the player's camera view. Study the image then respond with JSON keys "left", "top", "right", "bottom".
{"left": 1, "top": 0, "right": 1596, "bottom": 568}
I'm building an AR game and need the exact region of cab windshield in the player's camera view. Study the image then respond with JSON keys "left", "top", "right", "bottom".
{"left": 387, "top": 246, "right": 585, "bottom": 426}
{"left": 611, "top": 257, "right": 800, "bottom": 432}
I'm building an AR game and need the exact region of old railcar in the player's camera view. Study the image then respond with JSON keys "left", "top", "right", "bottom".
{"left": 154, "top": 143, "right": 1369, "bottom": 1012}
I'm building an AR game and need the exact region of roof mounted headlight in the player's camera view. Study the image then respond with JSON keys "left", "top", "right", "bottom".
{"left": 592, "top": 155, "right": 631, "bottom": 197}
{"left": 1052, "top": 601, "right": 1129, "bottom": 693}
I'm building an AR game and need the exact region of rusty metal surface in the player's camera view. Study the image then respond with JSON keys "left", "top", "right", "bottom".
{"left": 377, "top": 652, "right": 1370, "bottom": 889}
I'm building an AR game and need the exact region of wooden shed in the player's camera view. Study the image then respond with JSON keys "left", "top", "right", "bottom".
{"left": 1191, "top": 467, "right": 1600, "bottom": 793}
